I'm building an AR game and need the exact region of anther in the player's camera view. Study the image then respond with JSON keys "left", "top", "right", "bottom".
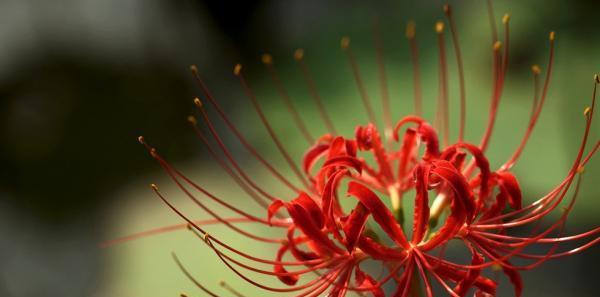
{"left": 187, "top": 115, "right": 197, "bottom": 125}
{"left": 594, "top": 74, "right": 600, "bottom": 84}
{"left": 186, "top": 223, "right": 193, "bottom": 231}
{"left": 577, "top": 166, "right": 585, "bottom": 174}
{"left": 549, "top": 31, "right": 555, "bottom": 41}
{"left": 443, "top": 4, "right": 451, "bottom": 16}
{"left": 202, "top": 232, "right": 210, "bottom": 242}
{"left": 261, "top": 53, "right": 273, "bottom": 65}
{"left": 340, "top": 36, "right": 350, "bottom": 49}
{"left": 531, "top": 64, "right": 541, "bottom": 75}
{"left": 435, "top": 21, "right": 444, "bottom": 33}
{"left": 190, "top": 64, "right": 198, "bottom": 74}
{"left": 150, "top": 148, "right": 157, "bottom": 158}
{"left": 293, "top": 48, "right": 304, "bottom": 60}
{"left": 137, "top": 135, "right": 145, "bottom": 144}
{"left": 233, "top": 64, "right": 242, "bottom": 76}
{"left": 150, "top": 183, "right": 159, "bottom": 191}
{"left": 502, "top": 13, "right": 510, "bottom": 24}
{"left": 180, "top": 294, "right": 188, "bottom": 297}
{"left": 193, "top": 97, "right": 202, "bottom": 107}
{"left": 406, "top": 20, "right": 416, "bottom": 39}
{"left": 583, "top": 107, "right": 591, "bottom": 117}
{"left": 493, "top": 41, "right": 502, "bottom": 51}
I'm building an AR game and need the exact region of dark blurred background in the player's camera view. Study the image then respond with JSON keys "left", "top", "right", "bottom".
{"left": 0, "top": 0, "right": 598, "bottom": 296}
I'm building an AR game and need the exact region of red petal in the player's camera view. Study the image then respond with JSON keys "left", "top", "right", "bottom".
{"left": 412, "top": 164, "right": 430, "bottom": 244}
{"left": 342, "top": 202, "right": 369, "bottom": 251}
{"left": 347, "top": 182, "right": 410, "bottom": 248}
{"left": 267, "top": 199, "right": 285, "bottom": 225}
{"left": 274, "top": 244, "right": 299, "bottom": 286}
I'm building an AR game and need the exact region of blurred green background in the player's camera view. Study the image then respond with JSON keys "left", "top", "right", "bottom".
{"left": 0, "top": 0, "right": 598, "bottom": 296}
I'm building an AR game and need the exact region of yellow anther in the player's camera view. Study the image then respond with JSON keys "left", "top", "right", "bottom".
{"left": 193, "top": 97, "right": 202, "bottom": 107}
{"left": 189, "top": 64, "right": 198, "bottom": 74}
{"left": 261, "top": 53, "right": 273, "bottom": 65}
{"left": 531, "top": 64, "right": 541, "bottom": 75}
{"left": 186, "top": 115, "right": 197, "bottom": 125}
{"left": 583, "top": 106, "right": 591, "bottom": 117}
{"left": 502, "top": 14, "right": 510, "bottom": 24}
{"left": 493, "top": 41, "right": 502, "bottom": 51}
{"left": 340, "top": 36, "right": 350, "bottom": 49}
{"left": 435, "top": 21, "right": 444, "bottom": 33}
{"left": 233, "top": 64, "right": 242, "bottom": 76}
{"left": 150, "top": 183, "right": 159, "bottom": 191}
{"left": 180, "top": 294, "right": 188, "bottom": 297}
{"left": 549, "top": 31, "right": 555, "bottom": 41}
{"left": 406, "top": 20, "right": 416, "bottom": 39}
{"left": 294, "top": 48, "right": 304, "bottom": 61}
{"left": 577, "top": 166, "right": 585, "bottom": 174}
{"left": 137, "top": 135, "right": 145, "bottom": 144}
{"left": 594, "top": 74, "right": 600, "bottom": 84}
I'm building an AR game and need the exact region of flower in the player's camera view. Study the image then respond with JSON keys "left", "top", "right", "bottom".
{"left": 123, "top": 3, "right": 598, "bottom": 297}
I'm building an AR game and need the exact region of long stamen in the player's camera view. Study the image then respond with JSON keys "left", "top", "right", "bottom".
{"left": 262, "top": 54, "right": 315, "bottom": 144}
{"left": 341, "top": 36, "right": 379, "bottom": 125}
{"left": 190, "top": 65, "right": 301, "bottom": 192}
{"left": 435, "top": 21, "right": 450, "bottom": 147}
{"left": 194, "top": 99, "right": 283, "bottom": 201}
{"left": 372, "top": 18, "right": 393, "bottom": 139}
{"left": 294, "top": 49, "right": 338, "bottom": 135}
{"left": 235, "top": 64, "right": 313, "bottom": 191}
{"left": 486, "top": 0, "right": 499, "bottom": 43}
{"left": 444, "top": 5, "right": 467, "bottom": 142}
{"left": 187, "top": 116, "right": 272, "bottom": 210}
{"left": 406, "top": 21, "right": 423, "bottom": 116}
{"left": 219, "top": 280, "right": 246, "bottom": 297}
{"left": 501, "top": 32, "right": 556, "bottom": 170}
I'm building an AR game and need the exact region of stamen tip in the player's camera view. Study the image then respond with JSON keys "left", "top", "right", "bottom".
{"left": 261, "top": 53, "right": 273, "bottom": 65}
{"left": 594, "top": 74, "right": 600, "bottom": 84}
{"left": 549, "top": 31, "right": 556, "bottom": 41}
{"left": 180, "top": 294, "right": 188, "bottom": 297}
{"left": 340, "top": 36, "right": 350, "bottom": 49}
{"left": 186, "top": 115, "right": 197, "bottom": 125}
{"left": 406, "top": 20, "right": 416, "bottom": 39}
{"left": 137, "top": 135, "right": 145, "bottom": 144}
{"left": 493, "top": 41, "right": 503, "bottom": 51}
{"left": 189, "top": 64, "right": 198, "bottom": 74}
{"left": 583, "top": 106, "right": 591, "bottom": 117}
{"left": 186, "top": 223, "right": 193, "bottom": 230}
{"left": 218, "top": 280, "right": 226, "bottom": 286}
{"left": 435, "top": 21, "right": 445, "bottom": 33}
{"left": 443, "top": 4, "right": 451, "bottom": 16}
{"left": 294, "top": 48, "right": 304, "bottom": 60}
{"left": 502, "top": 13, "right": 510, "bottom": 24}
{"left": 193, "top": 97, "right": 203, "bottom": 107}
{"left": 150, "top": 183, "right": 159, "bottom": 191}
{"left": 531, "top": 64, "right": 541, "bottom": 75}
{"left": 577, "top": 166, "right": 585, "bottom": 174}
{"left": 233, "top": 63, "right": 242, "bottom": 76}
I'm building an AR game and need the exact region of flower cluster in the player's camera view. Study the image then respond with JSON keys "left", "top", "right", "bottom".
{"left": 124, "top": 3, "right": 599, "bottom": 297}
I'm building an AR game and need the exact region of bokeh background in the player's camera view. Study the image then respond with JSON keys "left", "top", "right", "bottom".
{"left": 0, "top": 0, "right": 598, "bottom": 296}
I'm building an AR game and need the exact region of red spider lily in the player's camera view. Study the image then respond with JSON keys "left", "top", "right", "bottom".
{"left": 109, "top": 3, "right": 600, "bottom": 297}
